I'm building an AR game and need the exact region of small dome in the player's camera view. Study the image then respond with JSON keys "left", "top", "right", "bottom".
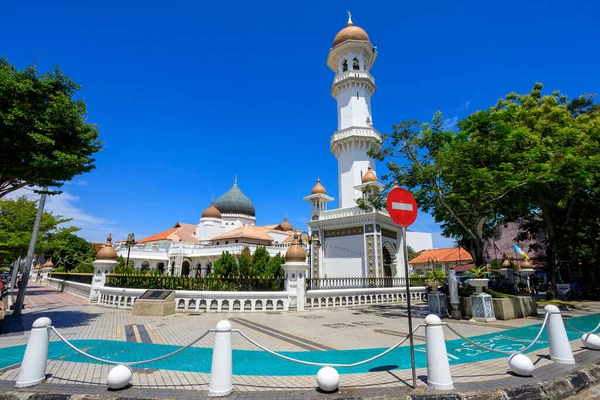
{"left": 201, "top": 197, "right": 222, "bottom": 219}
{"left": 214, "top": 177, "right": 255, "bottom": 217}
{"left": 280, "top": 215, "right": 293, "bottom": 231}
{"left": 285, "top": 228, "right": 306, "bottom": 263}
{"left": 333, "top": 14, "right": 369, "bottom": 47}
{"left": 96, "top": 233, "right": 118, "bottom": 261}
{"left": 361, "top": 165, "right": 378, "bottom": 184}
{"left": 521, "top": 259, "right": 533, "bottom": 269}
{"left": 501, "top": 259, "right": 511, "bottom": 268}
{"left": 42, "top": 258, "right": 54, "bottom": 268}
{"left": 311, "top": 178, "right": 327, "bottom": 195}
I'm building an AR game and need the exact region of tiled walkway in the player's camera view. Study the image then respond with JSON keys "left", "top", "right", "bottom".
{"left": 1, "top": 283, "right": 600, "bottom": 398}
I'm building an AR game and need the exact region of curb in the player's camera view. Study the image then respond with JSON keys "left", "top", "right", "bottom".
{"left": 0, "top": 362, "right": 599, "bottom": 400}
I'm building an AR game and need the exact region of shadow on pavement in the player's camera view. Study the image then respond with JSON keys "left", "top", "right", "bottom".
{"left": 2, "top": 309, "right": 98, "bottom": 336}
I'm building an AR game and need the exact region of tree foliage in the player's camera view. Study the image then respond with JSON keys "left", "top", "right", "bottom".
{"left": 0, "top": 58, "right": 102, "bottom": 198}
{"left": 42, "top": 230, "right": 96, "bottom": 272}
{"left": 213, "top": 251, "right": 239, "bottom": 276}
{"left": 251, "top": 246, "right": 270, "bottom": 276}
{"left": 369, "top": 83, "right": 600, "bottom": 299}
{"left": 0, "top": 196, "right": 71, "bottom": 266}
{"left": 266, "top": 253, "right": 285, "bottom": 278}
{"left": 238, "top": 246, "right": 252, "bottom": 276}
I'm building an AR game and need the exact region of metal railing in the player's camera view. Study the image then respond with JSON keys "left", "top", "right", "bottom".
{"left": 105, "top": 274, "right": 286, "bottom": 292}
{"left": 47, "top": 272, "right": 93, "bottom": 285}
{"left": 307, "top": 276, "right": 427, "bottom": 290}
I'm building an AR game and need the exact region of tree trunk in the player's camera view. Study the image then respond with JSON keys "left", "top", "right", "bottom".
{"left": 537, "top": 193, "right": 558, "bottom": 300}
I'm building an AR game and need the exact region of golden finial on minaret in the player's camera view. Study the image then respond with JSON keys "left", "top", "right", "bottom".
{"left": 347, "top": 10, "right": 353, "bottom": 26}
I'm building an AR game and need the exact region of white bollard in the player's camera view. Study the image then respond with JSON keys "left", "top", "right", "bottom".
{"left": 208, "top": 320, "right": 233, "bottom": 396}
{"left": 544, "top": 305, "right": 575, "bottom": 364}
{"left": 316, "top": 366, "right": 339, "bottom": 392}
{"left": 582, "top": 333, "right": 600, "bottom": 350}
{"left": 425, "top": 314, "right": 453, "bottom": 390}
{"left": 15, "top": 317, "right": 52, "bottom": 388}
{"left": 508, "top": 353, "right": 534, "bottom": 377}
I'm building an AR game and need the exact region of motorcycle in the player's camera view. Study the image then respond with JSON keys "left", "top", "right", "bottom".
{"left": 421, "top": 286, "right": 430, "bottom": 302}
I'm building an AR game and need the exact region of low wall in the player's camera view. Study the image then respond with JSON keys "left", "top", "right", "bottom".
{"left": 44, "top": 277, "right": 91, "bottom": 300}
{"left": 306, "top": 286, "right": 426, "bottom": 309}
{"left": 459, "top": 296, "right": 537, "bottom": 320}
{"left": 97, "top": 287, "right": 289, "bottom": 312}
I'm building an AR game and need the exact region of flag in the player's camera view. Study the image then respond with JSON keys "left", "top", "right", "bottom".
{"left": 513, "top": 244, "right": 530, "bottom": 260}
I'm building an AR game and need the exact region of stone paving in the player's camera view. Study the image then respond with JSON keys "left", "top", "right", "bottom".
{"left": 1, "top": 283, "right": 600, "bottom": 399}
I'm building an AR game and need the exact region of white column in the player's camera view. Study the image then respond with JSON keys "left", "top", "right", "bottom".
{"left": 283, "top": 262, "right": 308, "bottom": 311}
{"left": 89, "top": 260, "right": 117, "bottom": 303}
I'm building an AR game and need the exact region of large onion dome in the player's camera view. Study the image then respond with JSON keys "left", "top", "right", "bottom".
{"left": 214, "top": 177, "right": 255, "bottom": 217}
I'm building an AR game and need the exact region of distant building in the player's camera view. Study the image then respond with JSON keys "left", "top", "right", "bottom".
{"left": 408, "top": 248, "right": 472, "bottom": 275}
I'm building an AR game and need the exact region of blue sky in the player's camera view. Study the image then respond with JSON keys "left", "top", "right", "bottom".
{"left": 2, "top": 1, "right": 599, "bottom": 246}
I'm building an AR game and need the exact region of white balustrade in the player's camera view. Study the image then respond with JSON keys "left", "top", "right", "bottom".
{"left": 305, "top": 286, "right": 426, "bottom": 309}
{"left": 43, "top": 277, "right": 91, "bottom": 300}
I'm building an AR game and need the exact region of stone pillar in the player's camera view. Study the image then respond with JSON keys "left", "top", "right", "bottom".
{"left": 428, "top": 292, "right": 448, "bottom": 318}
{"left": 284, "top": 229, "right": 309, "bottom": 311}
{"left": 89, "top": 234, "right": 118, "bottom": 303}
{"left": 447, "top": 269, "right": 461, "bottom": 319}
{"left": 201, "top": 262, "right": 208, "bottom": 277}
{"left": 470, "top": 293, "right": 496, "bottom": 322}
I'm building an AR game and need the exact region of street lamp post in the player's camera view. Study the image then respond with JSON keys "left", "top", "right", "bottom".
{"left": 300, "top": 231, "right": 320, "bottom": 289}
{"left": 125, "top": 233, "right": 136, "bottom": 269}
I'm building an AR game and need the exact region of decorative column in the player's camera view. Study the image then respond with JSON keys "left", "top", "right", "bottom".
{"left": 283, "top": 229, "right": 309, "bottom": 311}
{"left": 468, "top": 278, "right": 496, "bottom": 322}
{"left": 89, "top": 234, "right": 118, "bottom": 303}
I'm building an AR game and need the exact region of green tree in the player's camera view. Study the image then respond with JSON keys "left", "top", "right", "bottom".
{"left": 407, "top": 246, "right": 420, "bottom": 261}
{"left": 213, "top": 251, "right": 239, "bottom": 276}
{"left": 42, "top": 230, "right": 96, "bottom": 272}
{"left": 251, "top": 246, "right": 270, "bottom": 276}
{"left": 266, "top": 253, "right": 285, "bottom": 277}
{"left": 238, "top": 246, "right": 252, "bottom": 276}
{"left": 115, "top": 255, "right": 135, "bottom": 274}
{"left": 0, "top": 58, "right": 102, "bottom": 198}
{"left": 365, "top": 112, "right": 518, "bottom": 268}
{"left": 0, "top": 196, "right": 71, "bottom": 266}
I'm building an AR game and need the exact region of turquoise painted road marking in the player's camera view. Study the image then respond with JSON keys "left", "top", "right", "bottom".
{"left": 1, "top": 313, "right": 598, "bottom": 376}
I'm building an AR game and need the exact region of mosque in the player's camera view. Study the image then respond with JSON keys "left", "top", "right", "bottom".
{"left": 113, "top": 14, "right": 433, "bottom": 278}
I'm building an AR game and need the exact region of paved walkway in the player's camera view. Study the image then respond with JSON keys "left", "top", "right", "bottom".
{"left": 1, "top": 283, "right": 600, "bottom": 398}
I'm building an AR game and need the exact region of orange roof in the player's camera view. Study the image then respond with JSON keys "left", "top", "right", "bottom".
{"left": 210, "top": 225, "right": 273, "bottom": 242}
{"left": 138, "top": 223, "right": 199, "bottom": 243}
{"left": 409, "top": 247, "right": 472, "bottom": 264}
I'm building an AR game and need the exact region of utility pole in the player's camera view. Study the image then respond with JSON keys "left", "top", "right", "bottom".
{"left": 13, "top": 190, "right": 47, "bottom": 316}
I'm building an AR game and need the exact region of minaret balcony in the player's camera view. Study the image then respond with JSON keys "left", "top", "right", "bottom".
{"left": 331, "top": 71, "right": 376, "bottom": 97}
{"left": 333, "top": 70, "right": 375, "bottom": 85}
{"left": 330, "top": 126, "right": 381, "bottom": 146}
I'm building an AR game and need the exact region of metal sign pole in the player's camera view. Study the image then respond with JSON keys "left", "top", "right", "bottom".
{"left": 403, "top": 226, "right": 417, "bottom": 389}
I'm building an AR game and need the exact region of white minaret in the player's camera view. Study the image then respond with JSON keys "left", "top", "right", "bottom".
{"left": 327, "top": 12, "right": 380, "bottom": 209}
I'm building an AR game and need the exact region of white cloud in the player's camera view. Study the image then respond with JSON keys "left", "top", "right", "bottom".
{"left": 443, "top": 116, "right": 459, "bottom": 131}
{"left": 5, "top": 187, "right": 123, "bottom": 243}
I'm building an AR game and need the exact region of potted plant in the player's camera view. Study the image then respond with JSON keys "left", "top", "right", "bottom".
{"left": 425, "top": 270, "right": 447, "bottom": 292}
{"left": 466, "top": 266, "right": 490, "bottom": 294}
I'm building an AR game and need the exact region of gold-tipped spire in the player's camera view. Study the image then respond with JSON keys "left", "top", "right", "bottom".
{"left": 347, "top": 10, "right": 353, "bottom": 26}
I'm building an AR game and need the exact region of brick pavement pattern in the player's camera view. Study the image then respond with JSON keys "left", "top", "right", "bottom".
{"left": 1, "top": 282, "right": 600, "bottom": 399}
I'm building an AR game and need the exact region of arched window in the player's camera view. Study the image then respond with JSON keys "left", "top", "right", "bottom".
{"left": 141, "top": 261, "right": 150, "bottom": 272}
{"left": 342, "top": 59, "right": 348, "bottom": 72}
{"left": 206, "top": 262, "right": 212, "bottom": 275}
{"left": 157, "top": 262, "right": 165, "bottom": 275}
{"left": 182, "top": 261, "right": 190, "bottom": 276}
{"left": 353, "top": 57, "right": 360, "bottom": 70}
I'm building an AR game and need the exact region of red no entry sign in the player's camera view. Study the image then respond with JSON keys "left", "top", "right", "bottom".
{"left": 386, "top": 187, "right": 418, "bottom": 227}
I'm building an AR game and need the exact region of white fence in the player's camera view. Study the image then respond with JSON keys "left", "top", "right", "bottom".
{"left": 43, "top": 277, "right": 91, "bottom": 300}
{"left": 306, "top": 286, "right": 426, "bottom": 309}
{"left": 97, "top": 287, "right": 289, "bottom": 312}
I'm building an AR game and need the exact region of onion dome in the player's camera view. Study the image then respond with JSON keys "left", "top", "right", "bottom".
{"left": 361, "top": 164, "right": 378, "bottom": 184}
{"left": 214, "top": 176, "right": 255, "bottom": 217}
{"left": 501, "top": 258, "right": 511, "bottom": 268}
{"left": 285, "top": 228, "right": 306, "bottom": 263}
{"left": 201, "top": 196, "right": 222, "bottom": 219}
{"left": 280, "top": 215, "right": 293, "bottom": 231}
{"left": 96, "top": 233, "right": 118, "bottom": 261}
{"left": 333, "top": 12, "right": 370, "bottom": 47}
{"left": 42, "top": 258, "right": 54, "bottom": 268}
{"left": 311, "top": 178, "right": 327, "bottom": 195}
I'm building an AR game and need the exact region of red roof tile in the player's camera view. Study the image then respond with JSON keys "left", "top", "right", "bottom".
{"left": 137, "top": 223, "right": 199, "bottom": 243}
{"left": 409, "top": 247, "right": 473, "bottom": 264}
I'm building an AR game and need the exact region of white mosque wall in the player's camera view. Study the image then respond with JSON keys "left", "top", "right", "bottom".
{"left": 337, "top": 85, "right": 372, "bottom": 130}
{"left": 195, "top": 217, "right": 240, "bottom": 241}
{"left": 337, "top": 151, "right": 376, "bottom": 208}
{"left": 406, "top": 231, "right": 434, "bottom": 252}
{"left": 270, "top": 231, "right": 291, "bottom": 244}
{"left": 323, "top": 235, "right": 365, "bottom": 277}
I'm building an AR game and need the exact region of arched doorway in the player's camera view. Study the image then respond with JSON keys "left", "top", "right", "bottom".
{"left": 157, "top": 262, "right": 165, "bottom": 275}
{"left": 170, "top": 261, "right": 175, "bottom": 275}
{"left": 182, "top": 261, "right": 190, "bottom": 276}
{"left": 141, "top": 260, "right": 150, "bottom": 272}
{"left": 383, "top": 248, "right": 392, "bottom": 278}
{"left": 206, "top": 262, "right": 212, "bottom": 276}
{"left": 382, "top": 241, "right": 398, "bottom": 286}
